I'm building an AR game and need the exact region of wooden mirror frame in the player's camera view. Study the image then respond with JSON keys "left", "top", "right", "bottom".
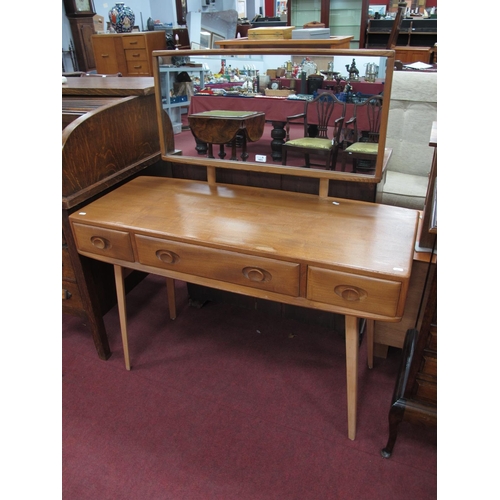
{"left": 152, "top": 48, "right": 395, "bottom": 185}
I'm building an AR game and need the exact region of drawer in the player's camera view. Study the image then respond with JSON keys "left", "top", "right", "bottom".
{"left": 414, "top": 379, "right": 437, "bottom": 404}
{"left": 72, "top": 223, "right": 135, "bottom": 262}
{"left": 62, "top": 245, "right": 76, "bottom": 281}
{"left": 307, "top": 267, "right": 401, "bottom": 317}
{"left": 121, "top": 35, "right": 146, "bottom": 49}
{"left": 62, "top": 280, "right": 83, "bottom": 311}
{"left": 126, "top": 60, "right": 150, "bottom": 75}
{"left": 125, "top": 49, "right": 147, "bottom": 62}
{"left": 135, "top": 234, "right": 300, "bottom": 297}
{"left": 420, "top": 353, "right": 437, "bottom": 377}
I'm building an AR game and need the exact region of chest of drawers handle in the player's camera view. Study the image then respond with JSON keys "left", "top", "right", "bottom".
{"left": 334, "top": 285, "right": 367, "bottom": 302}
{"left": 242, "top": 267, "right": 271, "bottom": 283}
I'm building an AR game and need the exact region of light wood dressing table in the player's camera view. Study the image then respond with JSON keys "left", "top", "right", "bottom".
{"left": 69, "top": 172, "right": 418, "bottom": 440}
{"left": 68, "top": 47, "right": 418, "bottom": 440}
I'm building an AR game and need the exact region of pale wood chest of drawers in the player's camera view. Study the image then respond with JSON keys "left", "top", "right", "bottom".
{"left": 91, "top": 32, "right": 166, "bottom": 76}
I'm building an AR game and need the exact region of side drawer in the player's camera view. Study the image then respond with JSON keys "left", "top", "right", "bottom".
{"left": 135, "top": 234, "right": 300, "bottom": 297}
{"left": 307, "top": 266, "right": 401, "bottom": 317}
{"left": 420, "top": 353, "right": 437, "bottom": 377}
{"left": 62, "top": 280, "right": 83, "bottom": 311}
{"left": 125, "top": 49, "right": 147, "bottom": 62}
{"left": 126, "top": 60, "right": 150, "bottom": 75}
{"left": 414, "top": 379, "right": 437, "bottom": 404}
{"left": 121, "top": 35, "right": 146, "bottom": 49}
{"left": 72, "top": 223, "right": 135, "bottom": 262}
{"left": 62, "top": 245, "right": 76, "bottom": 281}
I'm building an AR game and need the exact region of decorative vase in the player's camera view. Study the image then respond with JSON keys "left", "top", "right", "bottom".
{"left": 108, "top": 2, "right": 135, "bottom": 33}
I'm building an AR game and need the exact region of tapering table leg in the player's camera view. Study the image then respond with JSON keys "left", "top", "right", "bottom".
{"left": 345, "top": 315, "right": 359, "bottom": 440}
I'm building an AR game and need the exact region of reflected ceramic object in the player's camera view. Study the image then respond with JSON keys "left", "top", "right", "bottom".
{"left": 301, "top": 60, "right": 317, "bottom": 77}
{"left": 109, "top": 2, "right": 135, "bottom": 33}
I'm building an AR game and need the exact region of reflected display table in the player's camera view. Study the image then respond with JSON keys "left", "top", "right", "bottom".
{"left": 188, "top": 110, "right": 265, "bottom": 161}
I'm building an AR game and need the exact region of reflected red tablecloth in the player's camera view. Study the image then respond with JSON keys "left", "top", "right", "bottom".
{"left": 189, "top": 95, "right": 371, "bottom": 129}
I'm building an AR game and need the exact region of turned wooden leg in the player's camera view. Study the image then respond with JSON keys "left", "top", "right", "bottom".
{"left": 271, "top": 121, "right": 286, "bottom": 161}
{"left": 113, "top": 265, "right": 131, "bottom": 371}
{"left": 241, "top": 135, "right": 248, "bottom": 161}
{"left": 345, "top": 315, "right": 359, "bottom": 440}
{"left": 230, "top": 139, "right": 238, "bottom": 161}
{"left": 381, "top": 403, "right": 405, "bottom": 458}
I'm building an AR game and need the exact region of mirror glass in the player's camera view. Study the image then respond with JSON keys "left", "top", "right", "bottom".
{"left": 154, "top": 47, "right": 394, "bottom": 183}
{"left": 188, "top": 10, "right": 238, "bottom": 49}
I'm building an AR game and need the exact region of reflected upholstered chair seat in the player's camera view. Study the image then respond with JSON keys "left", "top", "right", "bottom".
{"left": 282, "top": 93, "right": 346, "bottom": 170}
{"left": 340, "top": 95, "right": 383, "bottom": 173}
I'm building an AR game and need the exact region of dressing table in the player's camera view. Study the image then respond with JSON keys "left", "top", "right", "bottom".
{"left": 67, "top": 48, "right": 420, "bottom": 440}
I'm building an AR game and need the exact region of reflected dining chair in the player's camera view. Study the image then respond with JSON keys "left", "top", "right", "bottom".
{"left": 339, "top": 95, "right": 383, "bottom": 173}
{"left": 281, "top": 93, "right": 346, "bottom": 170}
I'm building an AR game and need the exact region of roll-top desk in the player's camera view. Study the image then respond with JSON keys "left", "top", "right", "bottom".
{"left": 62, "top": 77, "right": 161, "bottom": 360}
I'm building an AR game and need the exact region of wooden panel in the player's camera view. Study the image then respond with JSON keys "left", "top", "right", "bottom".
{"left": 248, "top": 26, "right": 295, "bottom": 40}
{"left": 92, "top": 36, "right": 125, "bottom": 74}
{"left": 394, "top": 47, "right": 432, "bottom": 64}
{"left": 374, "top": 259, "right": 435, "bottom": 350}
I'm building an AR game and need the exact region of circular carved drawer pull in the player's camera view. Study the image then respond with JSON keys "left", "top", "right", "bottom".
{"left": 242, "top": 267, "right": 271, "bottom": 283}
{"left": 334, "top": 285, "right": 367, "bottom": 302}
{"left": 156, "top": 250, "right": 179, "bottom": 264}
{"left": 90, "top": 236, "right": 109, "bottom": 250}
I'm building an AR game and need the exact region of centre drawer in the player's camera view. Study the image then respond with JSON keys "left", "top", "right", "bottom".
{"left": 135, "top": 234, "right": 300, "bottom": 297}
{"left": 125, "top": 49, "right": 147, "bottom": 61}
{"left": 307, "top": 266, "right": 401, "bottom": 317}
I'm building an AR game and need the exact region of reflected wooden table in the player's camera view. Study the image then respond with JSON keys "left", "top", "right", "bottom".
{"left": 188, "top": 110, "right": 265, "bottom": 161}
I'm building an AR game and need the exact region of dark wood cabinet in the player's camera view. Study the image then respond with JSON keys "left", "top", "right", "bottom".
{"left": 381, "top": 267, "right": 437, "bottom": 457}
{"left": 366, "top": 18, "right": 437, "bottom": 48}
{"left": 67, "top": 16, "right": 96, "bottom": 72}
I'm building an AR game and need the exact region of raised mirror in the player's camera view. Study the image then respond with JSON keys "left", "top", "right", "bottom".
{"left": 152, "top": 47, "right": 395, "bottom": 184}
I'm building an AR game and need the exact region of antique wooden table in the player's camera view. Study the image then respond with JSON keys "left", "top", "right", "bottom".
{"left": 69, "top": 175, "right": 419, "bottom": 440}
{"left": 188, "top": 110, "right": 266, "bottom": 161}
